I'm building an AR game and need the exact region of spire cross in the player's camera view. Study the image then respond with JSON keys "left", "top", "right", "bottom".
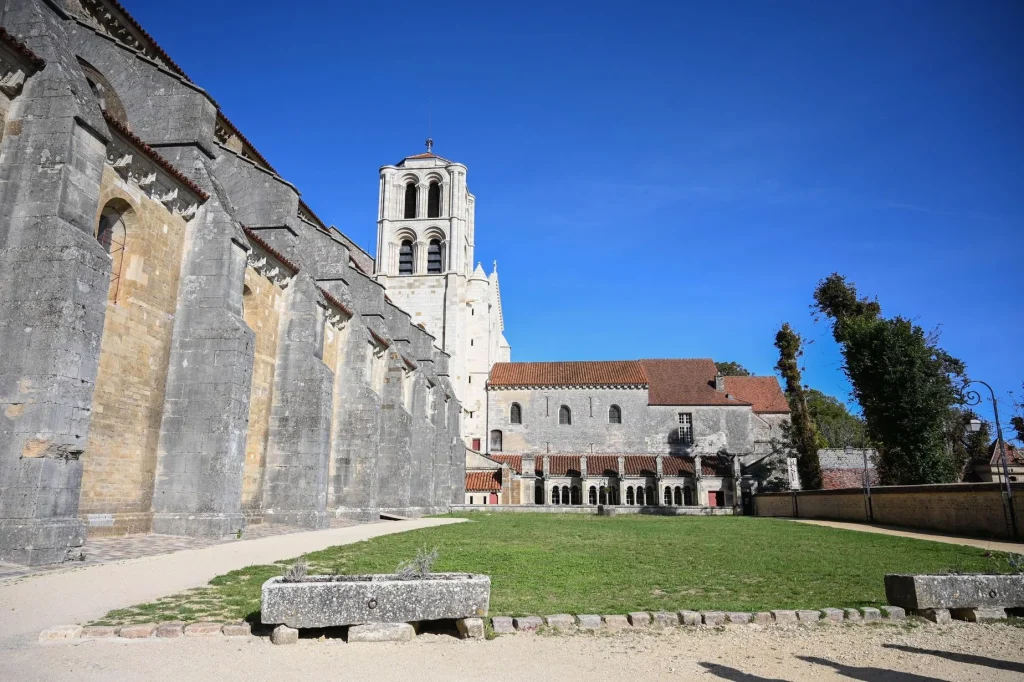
{"left": 425, "top": 137, "right": 434, "bottom": 153}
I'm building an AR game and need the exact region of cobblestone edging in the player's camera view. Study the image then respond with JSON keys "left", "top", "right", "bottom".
{"left": 39, "top": 621, "right": 253, "bottom": 642}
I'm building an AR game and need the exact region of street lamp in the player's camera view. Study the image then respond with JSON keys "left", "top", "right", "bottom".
{"left": 965, "top": 380, "right": 1017, "bottom": 538}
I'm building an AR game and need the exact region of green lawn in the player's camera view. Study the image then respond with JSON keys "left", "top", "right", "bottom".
{"left": 94, "top": 513, "right": 1013, "bottom": 625}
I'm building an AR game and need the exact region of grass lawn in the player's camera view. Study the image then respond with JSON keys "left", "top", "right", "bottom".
{"left": 94, "top": 513, "right": 1013, "bottom": 626}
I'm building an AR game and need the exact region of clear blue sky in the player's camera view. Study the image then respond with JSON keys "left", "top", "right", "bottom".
{"left": 129, "top": 1, "right": 1022, "bottom": 425}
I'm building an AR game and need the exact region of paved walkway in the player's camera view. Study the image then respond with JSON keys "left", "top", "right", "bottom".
{"left": 0, "top": 517, "right": 465, "bottom": 647}
{"left": 791, "top": 519, "right": 1024, "bottom": 553}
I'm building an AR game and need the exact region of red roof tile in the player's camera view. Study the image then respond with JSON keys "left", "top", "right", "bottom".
{"left": 640, "top": 359, "right": 740, "bottom": 406}
{"left": 489, "top": 361, "right": 648, "bottom": 388}
{"left": 488, "top": 455, "right": 522, "bottom": 473}
{"left": 662, "top": 457, "right": 696, "bottom": 476}
{"left": 584, "top": 455, "right": 621, "bottom": 476}
{"left": 724, "top": 376, "right": 790, "bottom": 413}
{"left": 701, "top": 456, "right": 732, "bottom": 477}
{"left": 504, "top": 454, "right": 707, "bottom": 477}
{"left": 406, "top": 152, "right": 438, "bottom": 159}
{"left": 624, "top": 456, "right": 658, "bottom": 476}
{"left": 242, "top": 227, "right": 299, "bottom": 274}
{"left": 318, "top": 287, "right": 353, "bottom": 317}
{"left": 0, "top": 27, "right": 45, "bottom": 70}
{"left": 988, "top": 441, "right": 1024, "bottom": 466}
{"left": 91, "top": 0, "right": 192, "bottom": 83}
{"left": 466, "top": 470, "right": 502, "bottom": 492}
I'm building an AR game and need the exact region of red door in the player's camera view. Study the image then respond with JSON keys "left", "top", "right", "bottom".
{"left": 488, "top": 493, "right": 498, "bottom": 505}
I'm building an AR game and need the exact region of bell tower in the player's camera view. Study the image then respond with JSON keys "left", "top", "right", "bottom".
{"left": 375, "top": 143, "right": 509, "bottom": 448}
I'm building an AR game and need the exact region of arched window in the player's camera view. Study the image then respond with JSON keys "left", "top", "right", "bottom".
{"left": 664, "top": 487, "right": 672, "bottom": 506}
{"left": 404, "top": 182, "right": 418, "bottom": 219}
{"left": 588, "top": 486, "right": 597, "bottom": 505}
{"left": 551, "top": 486, "right": 560, "bottom": 505}
{"left": 96, "top": 200, "right": 130, "bottom": 304}
{"left": 558, "top": 405, "right": 571, "bottom": 425}
{"left": 427, "top": 181, "right": 441, "bottom": 218}
{"left": 674, "top": 487, "right": 683, "bottom": 506}
{"left": 399, "top": 239, "right": 414, "bottom": 274}
{"left": 684, "top": 487, "right": 694, "bottom": 506}
{"left": 427, "top": 239, "right": 444, "bottom": 273}
{"left": 636, "top": 486, "right": 645, "bottom": 506}
{"left": 490, "top": 429, "right": 503, "bottom": 452}
{"left": 608, "top": 405, "right": 621, "bottom": 424}
{"left": 510, "top": 403, "right": 522, "bottom": 424}
{"left": 646, "top": 486, "right": 655, "bottom": 505}
{"left": 626, "top": 487, "right": 635, "bottom": 505}
{"left": 562, "top": 485, "right": 570, "bottom": 506}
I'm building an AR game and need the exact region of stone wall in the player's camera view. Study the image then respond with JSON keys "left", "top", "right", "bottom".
{"left": 753, "top": 483, "right": 1023, "bottom": 539}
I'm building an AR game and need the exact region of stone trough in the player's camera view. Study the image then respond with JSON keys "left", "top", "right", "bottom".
{"left": 261, "top": 573, "right": 491, "bottom": 630}
{"left": 884, "top": 573, "right": 1024, "bottom": 622}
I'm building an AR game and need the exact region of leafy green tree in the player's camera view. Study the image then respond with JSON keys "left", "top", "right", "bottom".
{"left": 804, "top": 389, "right": 869, "bottom": 449}
{"left": 774, "top": 323, "right": 823, "bottom": 489}
{"left": 812, "top": 273, "right": 967, "bottom": 485}
{"left": 944, "top": 409, "right": 990, "bottom": 480}
{"left": 715, "top": 361, "right": 751, "bottom": 377}
{"left": 1011, "top": 384, "right": 1024, "bottom": 445}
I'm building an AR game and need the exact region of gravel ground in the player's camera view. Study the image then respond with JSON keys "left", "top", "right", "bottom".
{"left": 6, "top": 622, "right": 1024, "bottom": 681}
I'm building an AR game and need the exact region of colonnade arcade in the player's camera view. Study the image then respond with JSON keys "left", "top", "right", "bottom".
{"left": 537, "top": 477, "right": 700, "bottom": 507}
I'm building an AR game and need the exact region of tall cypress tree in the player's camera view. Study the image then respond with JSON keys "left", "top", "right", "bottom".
{"left": 774, "top": 323, "right": 823, "bottom": 489}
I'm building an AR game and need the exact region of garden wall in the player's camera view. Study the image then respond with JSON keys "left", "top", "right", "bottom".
{"left": 754, "top": 482, "right": 1023, "bottom": 539}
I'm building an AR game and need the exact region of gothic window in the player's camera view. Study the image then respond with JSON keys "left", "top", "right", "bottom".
{"left": 490, "top": 429, "right": 503, "bottom": 452}
{"left": 558, "top": 405, "right": 571, "bottom": 425}
{"left": 96, "top": 200, "right": 130, "bottom": 304}
{"left": 510, "top": 403, "right": 522, "bottom": 424}
{"left": 551, "top": 486, "right": 560, "bottom": 505}
{"left": 677, "top": 412, "right": 693, "bottom": 445}
{"left": 608, "top": 405, "right": 621, "bottom": 424}
{"left": 589, "top": 486, "right": 597, "bottom": 505}
{"left": 664, "top": 487, "right": 672, "bottom": 506}
{"left": 674, "top": 486, "right": 683, "bottom": 506}
{"left": 561, "top": 485, "right": 570, "bottom": 506}
{"left": 427, "top": 181, "right": 441, "bottom": 217}
{"left": 427, "top": 239, "right": 444, "bottom": 273}
{"left": 399, "top": 239, "right": 414, "bottom": 274}
{"left": 626, "top": 487, "right": 634, "bottom": 505}
{"left": 404, "top": 182, "right": 417, "bottom": 219}
{"left": 636, "top": 486, "right": 644, "bottom": 505}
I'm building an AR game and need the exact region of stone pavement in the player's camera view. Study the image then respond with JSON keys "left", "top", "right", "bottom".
{"left": 790, "top": 519, "right": 1024, "bottom": 553}
{"left": 0, "top": 519, "right": 356, "bottom": 583}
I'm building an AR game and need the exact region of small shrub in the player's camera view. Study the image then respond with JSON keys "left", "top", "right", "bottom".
{"left": 282, "top": 557, "right": 308, "bottom": 582}
{"left": 395, "top": 546, "right": 439, "bottom": 579}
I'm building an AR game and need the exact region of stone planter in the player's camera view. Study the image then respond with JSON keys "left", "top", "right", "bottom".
{"left": 885, "top": 573, "right": 1024, "bottom": 611}
{"left": 261, "top": 573, "right": 491, "bottom": 628}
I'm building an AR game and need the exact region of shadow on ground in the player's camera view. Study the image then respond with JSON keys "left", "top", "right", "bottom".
{"left": 883, "top": 644, "right": 1024, "bottom": 674}
{"left": 796, "top": 655, "right": 944, "bottom": 681}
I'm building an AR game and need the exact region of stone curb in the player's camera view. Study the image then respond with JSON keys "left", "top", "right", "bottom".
{"left": 40, "top": 622, "right": 255, "bottom": 642}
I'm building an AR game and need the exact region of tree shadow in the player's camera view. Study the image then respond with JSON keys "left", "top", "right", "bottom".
{"left": 797, "top": 655, "right": 945, "bottom": 681}
{"left": 882, "top": 644, "right": 1024, "bottom": 674}
{"left": 698, "top": 662, "right": 789, "bottom": 681}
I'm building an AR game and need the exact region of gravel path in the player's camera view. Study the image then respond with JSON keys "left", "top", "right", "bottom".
{"left": 5, "top": 622, "right": 1023, "bottom": 681}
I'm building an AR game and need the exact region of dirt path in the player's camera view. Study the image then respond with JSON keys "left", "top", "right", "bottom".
{"left": 790, "top": 519, "right": 1024, "bottom": 553}
{"left": 6, "top": 621, "right": 1024, "bottom": 681}
{"left": 0, "top": 517, "right": 464, "bottom": 646}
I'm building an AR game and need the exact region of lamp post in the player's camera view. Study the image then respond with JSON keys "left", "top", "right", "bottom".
{"left": 850, "top": 443, "right": 874, "bottom": 522}
{"left": 965, "top": 379, "right": 1017, "bottom": 538}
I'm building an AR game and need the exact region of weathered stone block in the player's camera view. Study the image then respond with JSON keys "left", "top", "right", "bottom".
{"left": 39, "top": 625, "right": 82, "bottom": 641}
{"left": 602, "top": 615, "right": 630, "bottom": 630}
{"left": 81, "top": 626, "right": 119, "bottom": 639}
{"left": 726, "top": 612, "right": 751, "bottom": 624}
{"left": 628, "top": 612, "right": 651, "bottom": 627}
{"left": 155, "top": 622, "right": 184, "bottom": 638}
{"left": 577, "top": 614, "right": 602, "bottom": 630}
{"left": 950, "top": 607, "right": 1007, "bottom": 623}
{"left": 349, "top": 622, "right": 415, "bottom": 642}
{"left": 752, "top": 612, "right": 774, "bottom": 625}
{"left": 820, "top": 608, "right": 845, "bottom": 623}
{"left": 119, "top": 623, "right": 157, "bottom": 639}
{"left": 678, "top": 610, "right": 700, "bottom": 626}
{"left": 860, "top": 607, "right": 881, "bottom": 622}
{"left": 513, "top": 616, "right": 542, "bottom": 632}
{"left": 457, "top": 617, "right": 485, "bottom": 639}
{"left": 491, "top": 616, "right": 515, "bottom": 634}
{"left": 796, "top": 610, "right": 820, "bottom": 623}
{"left": 701, "top": 611, "right": 726, "bottom": 627}
{"left": 843, "top": 608, "right": 862, "bottom": 622}
{"left": 184, "top": 622, "right": 223, "bottom": 636}
{"left": 261, "top": 573, "right": 490, "bottom": 628}
{"left": 545, "top": 614, "right": 575, "bottom": 630}
{"left": 771, "top": 610, "right": 798, "bottom": 624}
{"left": 222, "top": 622, "right": 252, "bottom": 637}
{"left": 885, "top": 574, "right": 1024, "bottom": 610}
{"left": 653, "top": 611, "right": 680, "bottom": 627}
{"left": 880, "top": 606, "right": 905, "bottom": 620}
{"left": 271, "top": 624, "right": 298, "bottom": 645}
{"left": 917, "top": 608, "right": 952, "bottom": 624}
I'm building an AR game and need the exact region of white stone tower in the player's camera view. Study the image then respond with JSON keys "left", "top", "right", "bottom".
{"left": 375, "top": 142, "right": 510, "bottom": 449}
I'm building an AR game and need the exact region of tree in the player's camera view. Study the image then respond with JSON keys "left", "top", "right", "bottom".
{"left": 1011, "top": 383, "right": 1024, "bottom": 445}
{"left": 944, "top": 409, "right": 990, "bottom": 480}
{"left": 804, "top": 389, "right": 869, "bottom": 449}
{"left": 812, "top": 273, "right": 967, "bottom": 485}
{"left": 715, "top": 361, "right": 751, "bottom": 377}
{"left": 774, "top": 323, "right": 823, "bottom": 489}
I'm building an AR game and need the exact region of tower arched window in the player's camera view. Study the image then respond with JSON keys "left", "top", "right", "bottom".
{"left": 427, "top": 181, "right": 441, "bottom": 218}
{"left": 404, "top": 182, "right": 418, "bottom": 219}
{"left": 608, "top": 405, "right": 621, "bottom": 424}
{"left": 427, "top": 239, "right": 444, "bottom": 273}
{"left": 558, "top": 405, "right": 571, "bottom": 425}
{"left": 399, "top": 239, "right": 414, "bottom": 274}
{"left": 510, "top": 403, "right": 522, "bottom": 424}
{"left": 96, "top": 200, "right": 130, "bottom": 304}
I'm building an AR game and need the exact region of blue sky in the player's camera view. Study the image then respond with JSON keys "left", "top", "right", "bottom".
{"left": 129, "top": 1, "right": 1022, "bottom": 425}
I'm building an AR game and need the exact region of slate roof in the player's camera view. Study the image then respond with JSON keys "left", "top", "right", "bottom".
{"left": 723, "top": 376, "right": 790, "bottom": 414}
{"left": 465, "top": 470, "right": 502, "bottom": 492}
